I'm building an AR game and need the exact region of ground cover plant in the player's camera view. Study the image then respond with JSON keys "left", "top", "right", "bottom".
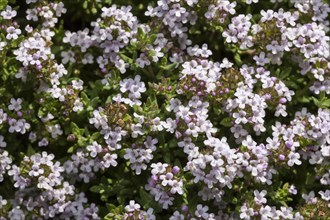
{"left": 0, "top": 0, "right": 329, "bottom": 219}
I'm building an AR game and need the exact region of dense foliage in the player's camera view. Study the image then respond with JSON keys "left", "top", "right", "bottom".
{"left": 0, "top": 0, "right": 329, "bottom": 219}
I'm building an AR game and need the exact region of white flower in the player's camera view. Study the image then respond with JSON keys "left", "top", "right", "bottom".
{"left": 26, "top": 8, "right": 38, "bottom": 21}
{"left": 186, "top": 0, "right": 198, "bottom": 6}
{"left": 246, "top": 0, "right": 258, "bottom": 4}
{"left": 233, "top": 110, "right": 248, "bottom": 124}
{"left": 0, "top": 135, "right": 6, "bottom": 148}
{"left": 6, "top": 26, "right": 21, "bottom": 40}
{"left": 72, "top": 79, "right": 84, "bottom": 90}
{"left": 50, "top": 87, "right": 67, "bottom": 102}
{"left": 61, "top": 50, "right": 76, "bottom": 64}
{"left": 1, "top": 6, "right": 17, "bottom": 19}
{"left": 38, "top": 138, "right": 49, "bottom": 147}
{"left": 302, "top": 191, "right": 317, "bottom": 204}
{"left": 253, "top": 52, "right": 270, "bottom": 66}
{"left": 46, "top": 124, "right": 63, "bottom": 139}
{"left": 102, "top": 153, "right": 118, "bottom": 168}
{"left": 319, "top": 190, "right": 330, "bottom": 201}
{"left": 125, "top": 200, "right": 140, "bottom": 212}
{"left": 73, "top": 99, "right": 83, "bottom": 112}
{"left": 0, "top": 41, "right": 7, "bottom": 51}
{"left": 254, "top": 190, "right": 267, "bottom": 205}
{"left": 195, "top": 204, "right": 209, "bottom": 219}
{"left": 87, "top": 141, "right": 102, "bottom": 158}
{"left": 151, "top": 162, "right": 168, "bottom": 175}
{"left": 8, "top": 98, "right": 22, "bottom": 112}
{"left": 287, "top": 152, "right": 302, "bottom": 166}
{"left": 170, "top": 180, "right": 184, "bottom": 195}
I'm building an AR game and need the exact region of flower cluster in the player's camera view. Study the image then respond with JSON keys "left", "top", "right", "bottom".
{"left": 124, "top": 136, "right": 158, "bottom": 175}
{"left": 0, "top": 0, "right": 329, "bottom": 219}
{"left": 146, "top": 163, "right": 184, "bottom": 209}
{"left": 6, "top": 152, "right": 99, "bottom": 219}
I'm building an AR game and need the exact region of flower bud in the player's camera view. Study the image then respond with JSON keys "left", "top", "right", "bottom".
{"left": 279, "top": 97, "right": 287, "bottom": 104}
{"left": 278, "top": 154, "right": 285, "bottom": 161}
{"left": 172, "top": 166, "right": 180, "bottom": 175}
{"left": 17, "top": 111, "right": 23, "bottom": 117}
{"left": 67, "top": 134, "right": 76, "bottom": 142}
{"left": 264, "top": 93, "right": 272, "bottom": 100}
{"left": 184, "top": 116, "right": 191, "bottom": 123}
{"left": 151, "top": 175, "right": 158, "bottom": 181}
{"left": 181, "top": 205, "right": 188, "bottom": 212}
{"left": 286, "top": 141, "right": 293, "bottom": 149}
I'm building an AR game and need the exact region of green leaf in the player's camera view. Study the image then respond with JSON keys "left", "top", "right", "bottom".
{"left": 161, "top": 56, "right": 167, "bottom": 65}
{"left": 90, "top": 185, "right": 105, "bottom": 194}
{"left": 0, "top": 0, "right": 8, "bottom": 10}
{"left": 137, "top": 27, "right": 145, "bottom": 39}
{"left": 279, "top": 200, "right": 288, "bottom": 207}
{"left": 91, "top": 7, "right": 97, "bottom": 14}
{"left": 320, "top": 98, "right": 330, "bottom": 108}
{"left": 27, "top": 145, "right": 36, "bottom": 156}
{"left": 0, "top": 88, "right": 5, "bottom": 96}
{"left": 297, "top": 96, "right": 310, "bottom": 103}
{"left": 71, "top": 122, "right": 81, "bottom": 135}
{"left": 312, "top": 96, "right": 330, "bottom": 108}
{"left": 90, "top": 97, "right": 100, "bottom": 107}
{"left": 161, "top": 62, "right": 177, "bottom": 71}
{"left": 280, "top": 67, "right": 292, "bottom": 79}
{"left": 164, "top": 152, "right": 171, "bottom": 163}
{"left": 139, "top": 188, "right": 153, "bottom": 207}
{"left": 119, "top": 53, "right": 133, "bottom": 64}
{"left": 89, "top": 132, "right": 100, "bottom": 141}
{"left": 305, "top": 172, "right": 315, "bottom": 185}
{"left": 81, "top": 91, "right": 89, "bottom": 104}
{"left": 234, "top": 53, "right": 242, "bottom": 66}
{"left": 67, "top": 145, "right": 75, "bottom": 153}
{"left": 82, "top": 0, "right": 88, "bottom": 9}
{"left": 2, "top": 68, "right": 10, "bottom": 81}
{"left": 220, "top": 117, "right": 232, "bottom": 127}
{"left": 150, "top": 34, "right": 157, "bottom": 43}
{"left": 77, "top": 137, "right": 88, "bottom": 147}
{"left": 143, "top": 94, "right": 160, "bottom": 118}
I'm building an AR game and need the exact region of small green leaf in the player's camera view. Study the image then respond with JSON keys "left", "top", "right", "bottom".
{"left": 220, "top": 117, "right": 232, "bottom": 127}
{"left": 67, "top": 146, "right": 75, "bottom": 153}
{"left": 71, "top": 122, "right": 80, "bottom": 135}
{"left": 119, "top": 53, "right": 133, "bottom": 64}
{"left": 139, "top": 188, "right": 153, "bottom": 207}
{"left": 137, "top": 27, "right": 144, "bottom": 39}
{"left": 77, "top": 137, "right": 87, "bottom": 147}
{"left": 161, "top": 62, "right": 177, "bottom": 71}
{"left": 27, "top": 145, "right": 36, "bottom": 156}
{"left": 0, "top": 0, "right": 8, "bottom": 10}
{"left": 0, "top": 88, "right": 5, "bottom": 96}
{"left": 305, "top": 172, "right": 315, "bottom": 185}
{"left": 90, "top": 185, "right": 104, "bottom": 194}
{"left": 280, "top": 67, "right": 292, "bottom": 79}
{"left": 234, "top": 53, "right": 242, "bottom": 66}
{"left": 297, "top": 96, "right": 310, "bottom": 103}
{"left": 91, "top": 7, "right": 97, "bottom": 14}
{"left": 81, "top": 92, "right": 89, "bottom": 104}
{"left": 150, "top": 34, "right": 157, "bottom": 43}
{"left": 320, "top": 98, "right": 330, "bottom": 108}
{"left": 90, "top": 97, "right": 100, "bottom": 107}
